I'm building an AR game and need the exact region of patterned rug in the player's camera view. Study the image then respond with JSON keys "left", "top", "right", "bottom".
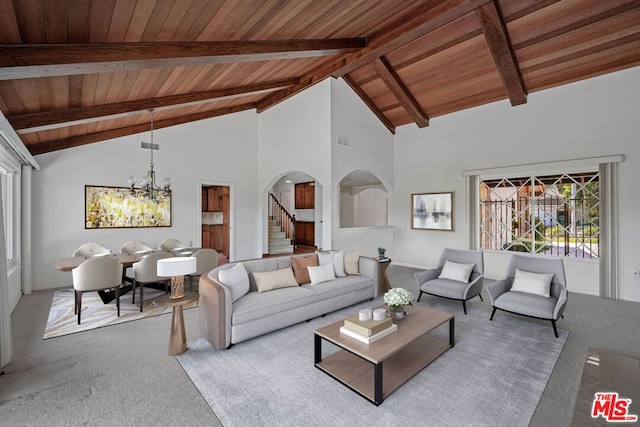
{"left": 43, "top": 288, "right": 199, "bottom": 339}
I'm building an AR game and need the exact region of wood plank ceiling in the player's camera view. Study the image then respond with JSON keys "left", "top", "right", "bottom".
{"left": 0, "top": 0, "right": 639, "bottom": 155}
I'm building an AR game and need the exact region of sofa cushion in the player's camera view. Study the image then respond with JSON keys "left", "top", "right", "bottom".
{"left": 291, "top": 254, "right": 318, "bottom": 284}
{"left": 308, "top": 262, "right": 336, "bottom": 285}
{"left": 344, "top": 252, "right": 360, "bottom": 275}
{"left": 218, "top": 263, "right": 250, "bottom": 302}
{"left": 232, "top": 286, "right": 318, "bottom": 325}
{"left": 420, "top": 278, "right": 469, "bottom": 299}
{"left": 307, "top": 276, "right": 374, "bottom": 301}
{"left": 438, "top": 260, "right": 474, "bottom": 283}
{"left": 511, "top": 269, "right": 553, "bottom": 297}
{"left": 495, "top": 291, "right": 558, "bottom": 319}
{"left": 253, "top": 267, "right": 299, "bottom": 293}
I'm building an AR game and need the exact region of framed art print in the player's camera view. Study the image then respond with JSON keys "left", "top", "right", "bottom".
{"left": 411, "top": 192, "right": 454, "bottom": 231}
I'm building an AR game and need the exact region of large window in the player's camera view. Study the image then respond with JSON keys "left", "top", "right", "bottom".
{"left": 480, "top": 172, "right": 599, "bottom": 259}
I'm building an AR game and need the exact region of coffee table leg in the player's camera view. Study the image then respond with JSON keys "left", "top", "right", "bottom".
{"left": 449, "top": 317, "right": 455, "bottom": 347}
{"left": 168, "top": 306, "right": 187, "bottom": 356}
{"left": 374, "top": 362, "right": 383, "bottom": 405}
{"left": 314, "top": 334, "right": 322, "bottom": 364}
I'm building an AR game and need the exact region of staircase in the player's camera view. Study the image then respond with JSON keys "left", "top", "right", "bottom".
{"left": 268, "top": 218, "right": 294, "bottom": 255}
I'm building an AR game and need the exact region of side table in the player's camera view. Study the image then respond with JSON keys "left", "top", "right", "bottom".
{"left": 377, "top": 258, "right": 392, "bottom": 294}
{"left": 153, "top": 292, "right": 199, "bottom": 356}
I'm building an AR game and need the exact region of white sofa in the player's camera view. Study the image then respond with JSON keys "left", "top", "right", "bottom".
{"left": 199, "top": 253, "right": 379, "bottom": 349}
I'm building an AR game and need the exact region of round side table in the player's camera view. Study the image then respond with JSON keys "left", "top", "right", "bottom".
{"left": 153, "top": 292, "right": 199, "bottom": 356}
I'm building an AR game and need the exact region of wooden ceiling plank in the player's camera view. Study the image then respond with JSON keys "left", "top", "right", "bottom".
{"left": 124, "top": 0, "right": 161, "bottom": 42}
{"left": 10, "top": 78, "right": 298, "bottom": 131}
{"left": 182, "top": 0, "right": 227, "bottom": 40}
{"left": 14, "top": 0, "right": 46, "bottom": 43}
{"left": 68, "top": 75, "right": 84, "bottom": 108}
{"left": 476, "top": 1, "right": 527, "bottom": 106}
{"left": 67, "top": 0, "right": 93, "bottom": 43}
{"left": 342, "top": 74, "right": 395, "bottom": 134}
{"left": 257, "top": 0, "right": 489, "bottom": 113}
{"left": 370, "top": 57, "right": 429, "bottom": 128}
{"left": 30, "top": 102, "right": 257, "bottom": 154}
{"left": 42, "top": 0, "right": 68, "bottom": 43}
{"left": 0, "top": 38, "right": 365, "bottom": 80}
{"left": 156, "top": 0, "right": 193, "bottom": 42}
{"left": 88, "top": 0, "right": 117, "bottom": 42}
{"left": 0, "top": 81, "right": 26, "bottom": 115}
{"left": 0, "top": 0, "right": 23, "bottom": 42}
{"left": 106, "top": 0, "right": 137, "bottom": 42}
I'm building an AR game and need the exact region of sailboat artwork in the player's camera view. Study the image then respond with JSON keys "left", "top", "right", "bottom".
{"left": 412, "top": 192, "right": 454, "bottom": 231}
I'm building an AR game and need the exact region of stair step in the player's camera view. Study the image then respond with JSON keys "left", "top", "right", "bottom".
{"left": 269, "top": 246, "right": 294, "bottom": 255}
{"left": 269, "top": 240, "right": 292, "bottom": 248}
{"left": 269, "top": 231, "right": 286, "bottom": 239}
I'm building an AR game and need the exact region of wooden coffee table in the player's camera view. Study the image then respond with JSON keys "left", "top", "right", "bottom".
{"left": 314, "top": 305, "right": 454, "bottom": 406}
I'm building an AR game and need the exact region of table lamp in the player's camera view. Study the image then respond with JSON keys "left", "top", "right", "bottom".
{"left": 157, "top": 257, "right": 197, "bottom": 299}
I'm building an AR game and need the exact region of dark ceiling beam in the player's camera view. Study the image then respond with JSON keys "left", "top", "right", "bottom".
{"left": 11, "top": 78, "right": 298, "bottom": 133}
{"left": 29, "top": 103, "right": 256, "bottom": 155}
{"left": 371, "top": 57, "right": 429, "bottom": 127}
{"left": 257, "top": 0, "right": 490, "bottom": 113}
{"left": 0, "top": 39, "right": 365, "bottom": 80}
{"left": 476, "top": 1, "right": 527, "bottom": 106}
{"left": 342, "top": 74, "right": 395, "bottom": 134}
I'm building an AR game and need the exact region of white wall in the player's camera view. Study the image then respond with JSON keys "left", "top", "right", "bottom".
{"left": 258, "top": 80, "right": 332, "bottom": 252}
{"left": 391, "top": 67, "right": 640, "bottom": 302}
{"left": 32, "top": 111, "right": 260, "bottom": 290}
{"left": 330, "top": 78, "right": 395, "bottom": 258}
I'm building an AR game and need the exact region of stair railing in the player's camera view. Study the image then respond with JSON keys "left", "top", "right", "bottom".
{"left": 269, "top": 193, "right": 296, "bottom": 249}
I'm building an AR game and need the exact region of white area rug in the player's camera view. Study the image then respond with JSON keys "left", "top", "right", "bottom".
{"left": 177, "top": 298, "right": 568, "bottom": 427}
{"left": 44, "top": 288, "right": 198, "bottom": 339}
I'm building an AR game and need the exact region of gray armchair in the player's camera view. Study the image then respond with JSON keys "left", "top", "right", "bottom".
{"left": 415, "top": 248, "right": 484, "bottom": 314}
{"left": 486, "top": 254, "right": 567, "bottom": 337}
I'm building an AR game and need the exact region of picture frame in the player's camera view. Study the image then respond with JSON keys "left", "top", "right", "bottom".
{"left": 411, "top": 192, "right": 454, "bottom": 231}
{"left": 85, "top": 185, "right": 171, "bottom": 229}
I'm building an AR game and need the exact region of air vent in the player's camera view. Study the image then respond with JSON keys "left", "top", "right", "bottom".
{"left": 337, "top": 135, "right": 350, "bottom": 147}
{"left": 140, "top": 141, "right": 160, "bottom": 151}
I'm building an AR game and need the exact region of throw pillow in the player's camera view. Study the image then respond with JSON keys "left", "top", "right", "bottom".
{"left": 308, "top": 262, "right": 336, "bottom": 285}
{"left": 333, "top": 250, "right": 346, "bottom": 277}
{"left": 511, "top": 269, "right": 554, "bottom": 297}
{"left": 438, "top": 260, "right": 475, "bottom": 283}
{"left": 291, "top": 254, "right": 319, "bottom": 285}
{"left": 253, "top": 267, "right": 299, "bottom": 293}
{"left": 316, "top": 251, "right": 333, "bottom": 266}
{"left": 344, "top": 251, "right": 360, "bottom": 275}
{"left": 217, "top": 263, "right": 250, "bottom": 302}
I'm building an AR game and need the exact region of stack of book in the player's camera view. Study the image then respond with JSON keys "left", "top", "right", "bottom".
{"left": 339, "top": 313, "right": 397, "bottom": 344}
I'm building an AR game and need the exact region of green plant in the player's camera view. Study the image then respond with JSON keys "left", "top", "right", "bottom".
{"left": 377, "top": 247, "right": 386, "bottom": 254}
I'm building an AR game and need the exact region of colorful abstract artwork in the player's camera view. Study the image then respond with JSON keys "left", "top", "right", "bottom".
{"left": 85, "top": 185, "right": 171, "bottom": 229}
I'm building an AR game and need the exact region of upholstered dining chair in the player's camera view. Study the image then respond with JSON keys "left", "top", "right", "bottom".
{"left": 160, "top": 238, "right": 187, "bottom": 251}
{"left": 414, "top": 248, "right": 484, "bottom": 314}
{"left": 119, "top": 240, "right": 153, "bottom": 255}
{"left": 72, "top": 256, "right": 123, "bottom": 325}
{"left": 132, "top": 251, "right": 172, "bottom": 311}
{"left": 486, "top": 254, "right": 567, "bottom": 337}
{"left": 73, "top": 242, "right": 111, "bottom": 258}
{"left": 187, "top": 248, "right": 218, "bottom": 290}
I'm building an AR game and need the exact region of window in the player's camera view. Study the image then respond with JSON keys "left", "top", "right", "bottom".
{"left": 480, "top": 172, "right": 599, "bottom": 259}
{"left": 1, "top": 170, "right": 13, "bottom": 262}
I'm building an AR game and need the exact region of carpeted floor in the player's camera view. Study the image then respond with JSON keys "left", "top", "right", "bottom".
{"left": 177, "top": 296, "right": 568, "bottom": 427}
{"left": 43, "top": 287, "right": 198, "bottom": 339}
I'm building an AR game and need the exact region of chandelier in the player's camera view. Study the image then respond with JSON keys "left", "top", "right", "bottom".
{"left": 128, "top": 109, "right": 171, "bottom": 201}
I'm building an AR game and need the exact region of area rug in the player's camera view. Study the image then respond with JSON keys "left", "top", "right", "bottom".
{"left": 43, "top": 288, "right": 198, "bottom": 339}
{"left": 177, "top": 298, "right": 568, "bottom": 427}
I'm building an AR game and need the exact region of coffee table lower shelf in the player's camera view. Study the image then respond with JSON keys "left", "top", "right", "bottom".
{"left": 315, "top": 332, "right": 451, "bottom": 406}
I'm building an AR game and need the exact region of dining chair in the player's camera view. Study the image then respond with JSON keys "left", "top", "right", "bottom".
{"left": 119, "top": 240, "right": 153, "bottom": 255}
{"left": 72, "top": 256, "right": 123, "bottom": 325}
{"left": 187, "top": 248, "right": 219, "bottom": 290}
{"left": 132, "top": 251, "right": 172, "bottom": 311}
{"left": 160, "top": 238, "right": 187, "bottom": 251}
{"left": 73, "top": 242, "right": 111, "bottom": 258}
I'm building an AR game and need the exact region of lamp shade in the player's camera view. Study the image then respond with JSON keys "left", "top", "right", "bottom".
{"left": 157, "top": 257, "right": 197, "bottom": 277}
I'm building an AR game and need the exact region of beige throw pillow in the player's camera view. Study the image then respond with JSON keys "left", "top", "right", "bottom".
{"left": 344, "top": 251, "right": 360, "bottom": 275}
{"left": 253, "top": 267, "right": 299, "bottom": 293}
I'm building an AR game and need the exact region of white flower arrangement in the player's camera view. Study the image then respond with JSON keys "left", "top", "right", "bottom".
{"left": 383, "top": 287, "right": 413, "bottom": 309}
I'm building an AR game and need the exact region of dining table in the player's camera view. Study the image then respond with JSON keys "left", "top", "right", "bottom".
{"left": 54, "top": 248, "right": 201, "bottom": 304}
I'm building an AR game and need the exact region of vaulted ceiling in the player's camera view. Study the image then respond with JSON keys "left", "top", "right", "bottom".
{"left": 1, "top": 0, "right": 639, "bottom": 156}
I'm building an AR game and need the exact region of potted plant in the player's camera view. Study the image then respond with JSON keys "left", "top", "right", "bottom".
{"left": 377, "top": 247, "right": 386, "bottom": 259}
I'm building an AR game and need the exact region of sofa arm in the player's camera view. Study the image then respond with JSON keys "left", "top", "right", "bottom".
{"left": 199, "top": 272, "right": 232, "bottom": 350}
{"left": 553, "top": 286, "right": 568, "bottom": 320}
{"left": 415, "top": 268, "right": 442, "bottom": 288}
{"left": 359, "top": 256, "right": 379, "bottom": 298}
{"left": 486, "top": 278, "right": 512, "bottom": 305}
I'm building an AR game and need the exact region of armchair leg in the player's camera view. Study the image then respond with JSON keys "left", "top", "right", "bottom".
{"left": 462, "top": 300, "right": 467, "bottom": 315}
{"left": 551, "top": 320, "right": 559, "bottom": 338}
{"left": 417, "top": 291, "right": 424, "bottom": 302}
{"left": 490, "top": 307, "right": 496, "bottom": 321}
{"left": 478, "top": 294, "right": 484, "bottom": 302}
{"left": 116, "top": 286, "right": 121, "bottom": 318}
